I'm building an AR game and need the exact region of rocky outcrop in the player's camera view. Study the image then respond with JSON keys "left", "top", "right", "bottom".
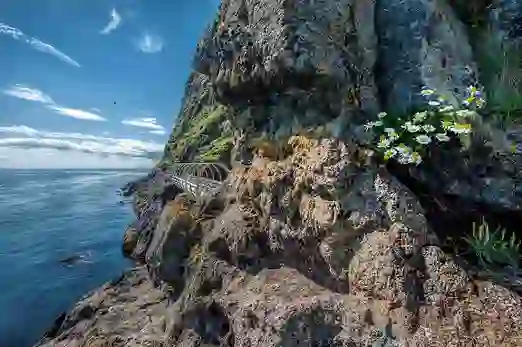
{"left": 39, "top": 136, "right": 522, "bottom": 346}
{"left": 37, "top": 0, "right": 522, "bottom": 346}
{"left": 36, "top": 266, "right": 169, "bottom": 347}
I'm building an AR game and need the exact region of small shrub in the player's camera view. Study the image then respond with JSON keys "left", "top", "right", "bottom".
{"left": 364, "top": 85, "right": 485, "bottom": 165}
{"left": 464, "top": 218, "right": 521, "bottom": 269}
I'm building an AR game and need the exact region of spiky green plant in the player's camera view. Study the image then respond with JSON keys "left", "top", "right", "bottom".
{"left": 464, "top": 218, "right": 521, "bottom": 269}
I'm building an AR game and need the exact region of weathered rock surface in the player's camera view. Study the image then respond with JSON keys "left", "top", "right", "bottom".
{"left": 35, "top": 266, "right": 168, "bottom": 347}
{"left": 39, "top": 136, "right": 522, "bottom": 347}
{"left": 37, "top": 0, "right": 522, "bottom": 346}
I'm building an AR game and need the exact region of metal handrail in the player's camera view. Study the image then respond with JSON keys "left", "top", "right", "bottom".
{"left": 165, "top": 162, "right": 230, "bottom": 202}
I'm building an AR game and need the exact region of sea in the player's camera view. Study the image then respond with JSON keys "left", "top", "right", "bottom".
{"left": 0, "top": 169, "right": 147, "bottom": 347}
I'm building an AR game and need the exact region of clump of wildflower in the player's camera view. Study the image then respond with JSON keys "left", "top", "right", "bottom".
{"left": 364, "top": 84, "right": 485, "bottom": 166}
{"left": 415, "top": 134, "right": 432, "bottom": 145}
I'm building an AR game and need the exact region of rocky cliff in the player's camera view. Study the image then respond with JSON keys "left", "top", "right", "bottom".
{"left": 36, "top": 0, "right": 522, "bottom": 346}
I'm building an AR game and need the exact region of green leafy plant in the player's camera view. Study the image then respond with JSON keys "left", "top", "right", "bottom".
{"left": 464, "top": 218, "right": 521, "bottom": 269}
{"left": 364, "top": 85, "right": 485, "bottom": 165}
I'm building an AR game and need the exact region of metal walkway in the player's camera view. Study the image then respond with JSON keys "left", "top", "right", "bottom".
{"left": 166, "top": 162, "right": 230, "bottom": 202}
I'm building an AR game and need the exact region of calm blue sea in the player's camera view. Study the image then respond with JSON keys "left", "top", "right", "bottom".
{"left": 0, "top": 169, "right": 146, "bottom": 347}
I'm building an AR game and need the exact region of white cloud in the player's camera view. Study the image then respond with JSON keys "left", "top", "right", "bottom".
{"left": 3, "top": 85, "right": 54, "bottom": 104}
{"left": 47, "top": 105, "right": 106, "bottom": 121}
{"left": 100, "top": 8, "right": 122, "bottom": 35}
{"left": 135, "top": 33, "right": 164, "bottom": 53}
{"left": 0, "top": 147, "right": 155, "bottom": 169}
{"left": 149, "top": 129, "right": 166, "bottom": 135}
{"left": 0, "top": 125, "right": 164, "bottom": 169}
{"left": 121, "top": 116, "right": 164, "bottom": 131}
{"left": 0, "top": 22, "right": 80, "bottom": 67}
{"left": 3, "top": 84, "right": 106, "bottom": 121}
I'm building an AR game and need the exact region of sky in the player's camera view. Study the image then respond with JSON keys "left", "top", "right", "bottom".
{"left": 0, "top": 0, "right": 220, "bottom": 168}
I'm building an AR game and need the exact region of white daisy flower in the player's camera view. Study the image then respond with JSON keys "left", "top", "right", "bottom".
{"left": 439, "top": 105, "right": 455, "bottom": 113}
{"left": 413, "top": 111, "right": 427, "bottom": 123}
{"left": 377, "top": 136, "right": 391, "bottom": 148}
{"left": 407, "top": 124, "right": 421, "bottom": 133}
{"left": 397, "top": 153, "right": 411, "bottom": 164}
{"left": 435, "top": 133, "right": 450, "bottom": 142}
{"left": 449, "top": 123, "right": 472, "bottom": 134}
{"left": 422, "top": 124, "right": 436, "bottom": 132}
{"left": 395, "top": 144, "right": 411, "bottom": 155}
{"left": 415, "top": 134, "right": 432, "bottom": 145}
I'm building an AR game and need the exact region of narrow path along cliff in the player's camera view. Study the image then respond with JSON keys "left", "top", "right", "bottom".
{"left": 36, "top": 0, "right": 522, "bottom": 346}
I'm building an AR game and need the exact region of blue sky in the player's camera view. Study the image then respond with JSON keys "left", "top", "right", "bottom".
{"left": 0, "top": 0, "right": 219, "bottom": 168}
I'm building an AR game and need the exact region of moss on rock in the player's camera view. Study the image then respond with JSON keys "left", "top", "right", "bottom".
{"left": 162, "top": 104, "right": 233, "bottom": 165}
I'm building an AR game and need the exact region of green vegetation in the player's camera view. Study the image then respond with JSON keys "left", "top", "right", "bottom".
{"left": 163, "top": 104, "right": 232, "bottom": 164}
{"left": 464, "top": 218, "right": 521, "bottom": 270}
{"left": 195, "top": 135, "right": 234, "bottom": 162}
{"left": 365, "top": 86, "right": 484, "bottom": 165}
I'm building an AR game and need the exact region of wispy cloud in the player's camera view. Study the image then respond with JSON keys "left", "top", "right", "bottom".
{"left": 149, "top": 129, "right": 166, "bottom": 135}
{"left": 121, "top": 116, "right": 166, "bottom": 134}
{"left": 0, "top": 22, "right": 80, "bottom": 67}
{"left": 47, "top": 105, "right": 106, "bottom": 121}
{"left": 3, "top": 85, "right": 106, "bottom": 121}
{"left": 121, "top": 116, "right": 163, "bottom": 130}
{"left": 100, "top": 8, "right": 122, "bottom": 35}
{"left": 135, "top": 33, "right": 164, "bottom": 53}
{"left": 3, "top": 85, "right": 54, "bottom": 104}
{"left": 0, "top": 125, "right": 164, "bottom": 159}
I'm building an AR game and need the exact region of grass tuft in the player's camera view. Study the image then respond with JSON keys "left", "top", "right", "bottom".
{"left": 464, "top": 218, "right": 521, "bottom": 269}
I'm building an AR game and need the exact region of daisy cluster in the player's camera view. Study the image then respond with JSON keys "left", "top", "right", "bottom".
{"left": 364, "top": 85, "right": 486, "bottom": 165}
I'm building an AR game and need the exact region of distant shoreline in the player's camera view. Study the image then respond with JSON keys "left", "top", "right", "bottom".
{"left": 0, "top": 168, "right": 152, "bottom": 171}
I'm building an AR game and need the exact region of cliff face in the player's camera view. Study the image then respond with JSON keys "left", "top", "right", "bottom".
{"left": 36, "top": 1, "right": 522, "bottom": 346}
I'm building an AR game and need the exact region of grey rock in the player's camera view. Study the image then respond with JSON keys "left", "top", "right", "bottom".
{"left": 489, "top": 0, "right": 522, "bottom": 43}
{"left": 376, "top": 0, "right": 478, "bottom": 113}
